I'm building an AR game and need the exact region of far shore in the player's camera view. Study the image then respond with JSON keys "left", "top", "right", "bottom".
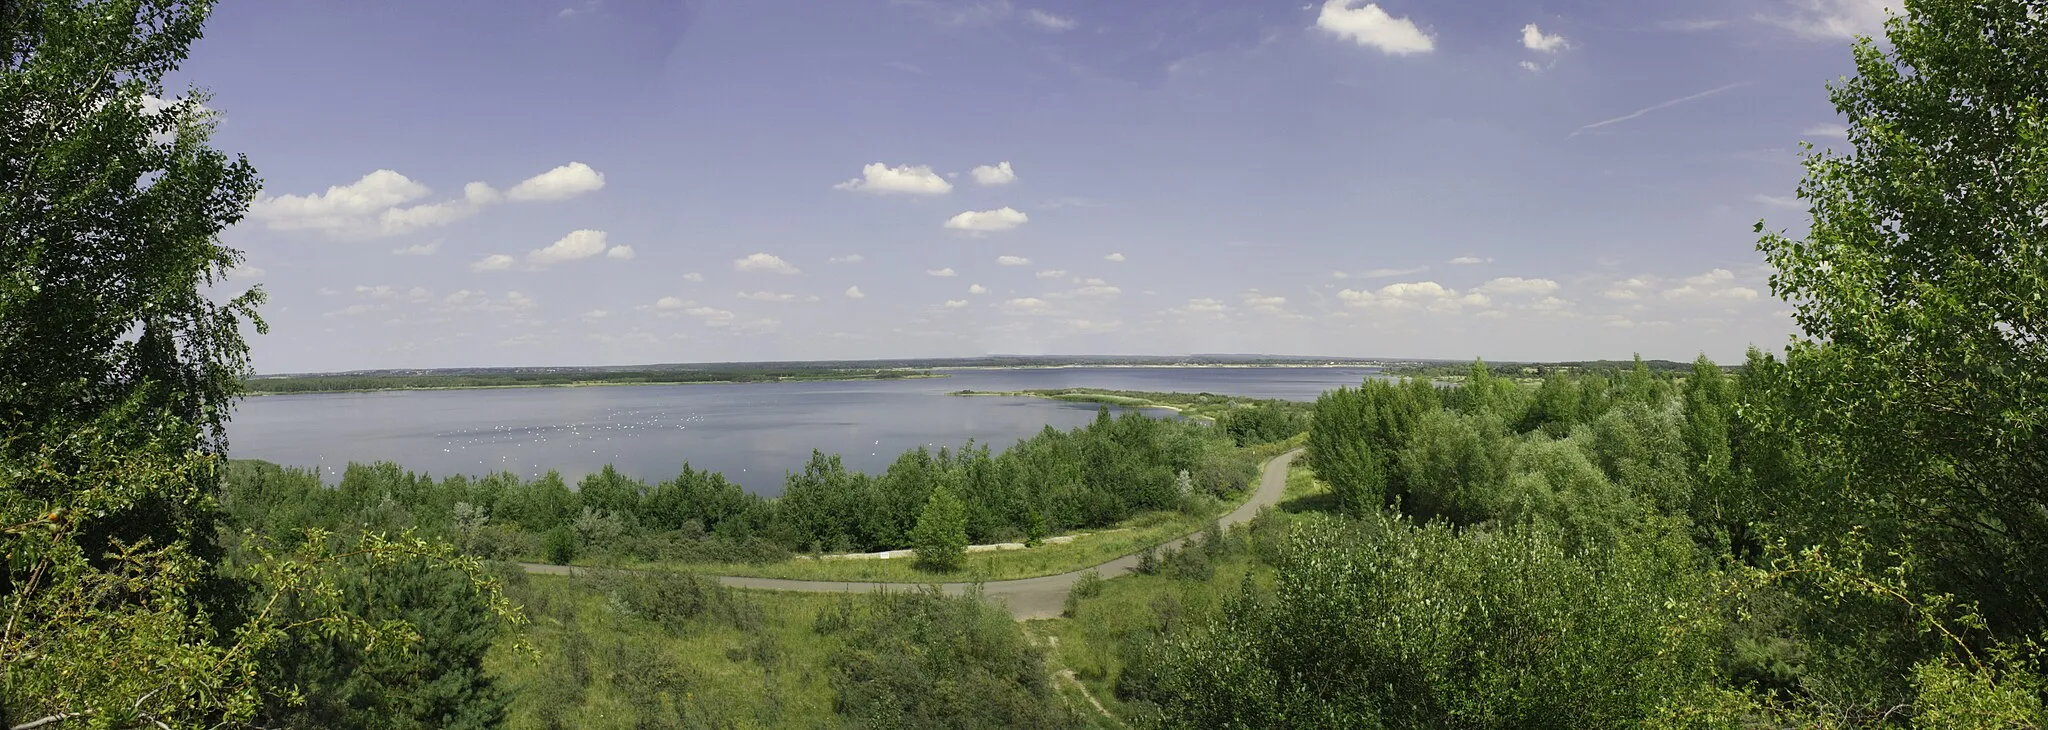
{"left": 244, "top": 372, "right": 949, "bottom": 396}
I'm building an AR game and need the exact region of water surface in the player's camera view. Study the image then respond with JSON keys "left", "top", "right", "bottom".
{"left": 227, "top": 367, "right": 1376, "bottom": 493}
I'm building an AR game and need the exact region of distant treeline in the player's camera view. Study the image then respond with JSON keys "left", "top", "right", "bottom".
{"left": 1384, "top": 355, "right": 1721, "bottom": 379}
{"left": 954, "top": 388, "right": 1313, "bottom": 445}
{"left": 222, "top": 409, "right": 1269, "bottom": 565}
{"left": 243, "top": 367, "right": 936, "bottom": 394}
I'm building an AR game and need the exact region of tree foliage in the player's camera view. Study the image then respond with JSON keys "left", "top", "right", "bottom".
{"left": 1753, "top": 0, "right": 2048, "bottom": 639}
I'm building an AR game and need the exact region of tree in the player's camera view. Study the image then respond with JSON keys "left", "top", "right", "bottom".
{"left": 910, "top": 486, "right": 968, "bottom": 573}
{"left": 1753, "top": 0, "right": 2048, "bottom": 639}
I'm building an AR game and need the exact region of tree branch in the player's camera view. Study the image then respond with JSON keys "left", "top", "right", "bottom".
{"left": 12, "top": 710, "right": 92, "bottom": 730}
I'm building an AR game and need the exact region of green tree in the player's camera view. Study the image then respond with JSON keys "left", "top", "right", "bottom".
{"left": 910, "top": 486, "right": 968, "bottom": 573}
{"left": 1752, "top": 0, "right": 2048, "bottom": 638}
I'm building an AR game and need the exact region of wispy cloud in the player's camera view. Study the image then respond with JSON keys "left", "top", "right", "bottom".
{"left": 1573, "top": 82, "right": 1750, "bottom": 136}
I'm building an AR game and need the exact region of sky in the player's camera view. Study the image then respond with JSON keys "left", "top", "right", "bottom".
{"left": 176, "top": 0, "right": 1901, "bottom": 374}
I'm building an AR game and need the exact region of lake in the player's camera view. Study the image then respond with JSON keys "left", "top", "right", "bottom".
{"left": 227, "top": 366, "right": 1378, "bottom": 494}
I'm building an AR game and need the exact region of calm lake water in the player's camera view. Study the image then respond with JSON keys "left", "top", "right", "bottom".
{"left": 227, "top": 367, "right": 1378, "bottom": 494}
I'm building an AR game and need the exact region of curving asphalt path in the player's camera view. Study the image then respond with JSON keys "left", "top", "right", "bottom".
{"left": 523, "top": 448, "right": 1300, "bottom": 620}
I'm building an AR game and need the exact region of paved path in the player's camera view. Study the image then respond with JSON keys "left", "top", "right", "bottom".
{"left": 523, "top": 448, "right": 1300, "bottom": 620}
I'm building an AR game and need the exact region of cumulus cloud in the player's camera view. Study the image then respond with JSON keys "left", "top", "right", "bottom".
{"left": 1521, "top": 23, "right": 1568, "bottom": 52}
{"left": 683, "top": 272, "right": 705, "bottom": 283}
{"left": 829, "top": 254, "right": 865, "bottom": 264}
{"left": 1315, "top": 1, "right": 1434, "bottom": 55}
{"left": 1448, "top": 256, "right": 1493, "bottom": 265}
{"left": 1762, "top": 0, "right": 1900, "bottom": 40}
{"left": 845, "top": 286, "right": 866, "bottom": 299}
{"left": 506, "top": 161, "right": 605, "bottom": 201}
{"left": 470, "top": 254, "right": 516, "bottom": 272}
{"left": 834, "top": 163, "right": 953, "bottom": 195}
{"left": 1332, "top": 266, "right": 1427, "bottom": 280}
{"left": 1035, "top": 269, "right": 1068, "bottom": 279}
{"left": 226, "top": 264, "right": 265, "bottom": 279}
{"left": 996, "top": 256, "right": 1031, "bottom": 266}
{"left": 733, "top": 253, "right": 800, "bottom": 275}
{"left": 251, "top": 170, "right": 429, "bottom": 233}
{"left": 655, "top": 296, "right": 689, "bottom": 310}
{"left": 1181, "top": 298, "right": 1228, "bottom": 314}
{"left": 1520, "top": 61, "right": 1544, "bottom": 73}
{"left": 945, "top": 207, "right": 1029, "bottom": 233}
{"left": 527, "top": 229, "right": 611, "bottom": 265}
{"left": 1105, "top": 252, "right": 1126, "bottom": 262}
{"left": 1001, "top": 297, "right": 1051, "bottom": 314}
{"left": 1339, "top": 280, "right": 1490, "bottom": 312}
{"left": 927, "top": 267, "right": 958, "bottom": 277}
{"left": 970, "top": 161, "right": 1017, "bottom": 185}
{"left": 391, "top": 241, "right": 440, "bottom": 256}
{"left": 1024, "top": 8, "right": 1075, "bottom": 31}
{"left": 1477, "top": 277, "right": 1560, "bottom": 295}
{"left": 1662, "top": 268, "right": 1762, "bottom": 302}
{"left": 968, "top": 284, "right": 988, "bottom": 294}
{"left": 944, "top": 299, "right": 970, "bottom": 309}
{"left": 738, "top": 291, "right": 799, "bottom": 302}
{"left": 605, "top": 245, "right": 636, "bottom": 260}
{"left": 253, "top": 162, "right": 603, "bottom": 237}
{"left": 686, "top": 306, "right": 736, "bottom": 324}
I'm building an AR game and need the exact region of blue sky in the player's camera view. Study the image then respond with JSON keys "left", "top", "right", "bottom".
{"left": 181, "top": 0, "right": 1897, "bottom": 373}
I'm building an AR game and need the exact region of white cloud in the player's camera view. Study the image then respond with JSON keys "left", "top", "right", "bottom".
{"left": 968, "top": 284, "right": 988, "bottom": 294}
{"left": 379, "top": 198, "right": 483, "bottom": 235}
{"left": 1658, "top": 18, "right": 1731, "bottom": 31}
{"left": 1182, "top": 298, "right": 1228, "bottom": 313}
{"left": 970, "top": 161, "right": 1017, "bottom": 185}
{"left": 1477, "top": 277, "right": 1560, "bottom": 295}
{"left": 945, "top": 207, "right": 1029, "bottom": 232}
{"left": 733, "top": 253, "right": 801, "bottom": 275}
{"left": 738, "top": 290, "right": 799, "bottom": 302}
{"left": 1024, "top": 8, "right": 1075, "bottom": 31}
{"left": 834, "top": 163, "right": 953, "bottom": 195}
{"left": 1659, "top": 268, "right": 1765, "bottom": 302}
{"left": 1333, "top": 266, "right": 1427, "bottom": 280}
{"left": 527, "top": 229, "right": 611, "bottom": 265}
{"left": 584, "top": 309, "right": 609, "bottom": 319}
{"left": 1036, "top": 269, "right": 1068, "bottom": 279}
{"left": 251, "top": 170, "right": 429, "bottom": 233}
{"left": 1104, "top": 252, "right": 1126, "bottom": 262}
{"left": 944, "top": 299, "right": 970, "bottom": 309}
{"left": 928, "top": 267, "right": 958, "bottom": 277}
{"left": 686, "top": 306, "right": 735, "bottom": 323}
{"left": 683, "top": 272, "right": 705, "bottom": 283}
{"left": 1754, "top": 194, "right": 1805, "bottom": 208}
{"left": 463, "top": 181, "right": 501, "bottom": 205}
{"left": 1804, "top": 123, "right": 1850, "bottom": 138}
{"left": 1063, "top": 319, "right": 1121, "bottom": 333}
{"left": 1448, "top": 256, "right": 1493, "bottom": 265}
{"left": 845, "top": 286, "right": 866, "bottom": 299}
{"left": 605, "top": 245, "right": 636, "bottom": 260}
{"left": 1339, "top": 280, "right": 1489, "bottom": 312}
{"left": 1521, "top": 23, "right": 1568, "bottom": 52}
{"left": 391, "top": 241, "right": 440, "bottom": 256}
{"left": 470, "top": 254, "right": 516, "bottom": 272}
{"left": 1520, "top": 61, "right": 1544, "bottom": 73}
{"left": 226, "top": 264, "right": 264, "bottom": 279}
{"left": 506, "top": 161, "right": 605, "bottom": 201}
{"left": 1315, "top": 1, "right": 1435, "bottom": 55}
{"left": 655, "top": 296, "right": 689, "bottom": 310}
{"left": 996, "top": 255, "right": 1031, "bottom": 266}
{"left": 1762, "top": 0, "right": 1900, "bottom": 40}
{"left": 829, "top": 254, "right": 865, "bottom": 264}
{"left": 1001, "top": 297, "right": 1051, "bottom": 314}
